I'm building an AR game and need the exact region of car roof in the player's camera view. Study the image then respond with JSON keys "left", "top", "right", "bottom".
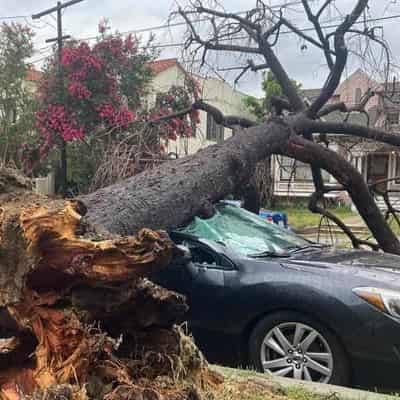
{"left": 170, "top": 230, "right": 237, "bottom": 258}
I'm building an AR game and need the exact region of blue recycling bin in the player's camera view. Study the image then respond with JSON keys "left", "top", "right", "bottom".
{"left": 259, "top": 210, "right": 288, "bottom": 229}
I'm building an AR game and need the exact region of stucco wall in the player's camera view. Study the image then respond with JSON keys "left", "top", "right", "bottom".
{"left": 147, "top": 64, "right": 255, "bottom": 156}
{"left": 335, "top": 69, "right": 380, "bottom": 110}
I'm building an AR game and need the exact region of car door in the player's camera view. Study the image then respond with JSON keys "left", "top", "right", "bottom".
{"left": 183, "top": 241, "right": 236, "bottom": 329}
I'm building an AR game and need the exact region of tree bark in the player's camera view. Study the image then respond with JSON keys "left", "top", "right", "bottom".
{"left": 81, "top": 116, "right": 400, "bottom": 255}
{"left": 81, "top": 119, "right": 293, "bottom": 235}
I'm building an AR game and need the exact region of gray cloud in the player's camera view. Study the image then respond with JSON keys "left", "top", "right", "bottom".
{"left": 2, "top": 0, "right": 400, "bottom": 96}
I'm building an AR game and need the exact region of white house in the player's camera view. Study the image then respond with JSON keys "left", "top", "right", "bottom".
{"left": 148, "top": 58, "right": 255, "bottom": 156}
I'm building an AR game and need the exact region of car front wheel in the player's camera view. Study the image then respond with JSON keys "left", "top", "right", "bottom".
{"left": 248, "top": 311, "right": 349, "bottom": 385}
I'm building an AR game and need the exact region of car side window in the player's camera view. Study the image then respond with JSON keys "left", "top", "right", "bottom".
{"left": 191, "top": 246, "right": 218, "bottom": 266}
{"left": 182, "top": 240, "right": 235, "bottom": 270}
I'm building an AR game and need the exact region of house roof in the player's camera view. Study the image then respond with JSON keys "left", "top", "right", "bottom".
{"left": 323, "top": 109, "right": 372, "bottom": 126}
{"left": 149, "top": 58, "right": 178, "bottom": 75}
{"left": 26, "top": 68, "right": 43, "bottom": 82}
{"left": 301, "top": 88, "right": 321, "bottom": 102}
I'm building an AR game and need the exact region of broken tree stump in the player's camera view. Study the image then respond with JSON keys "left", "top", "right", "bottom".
{"left": 0, "top": 168, "right": 219, "bottom": 400}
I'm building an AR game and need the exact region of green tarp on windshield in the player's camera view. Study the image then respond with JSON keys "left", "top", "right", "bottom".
{"left": 180, "top": 204, "right": 307, "bottom": 256}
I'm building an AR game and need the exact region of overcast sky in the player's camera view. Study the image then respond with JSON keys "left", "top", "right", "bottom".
{"left": 2, "top": 0, "right": 400, "bottom": 97}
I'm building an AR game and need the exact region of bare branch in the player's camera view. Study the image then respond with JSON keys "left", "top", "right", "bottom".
{"left": 279, "top": 15, "right": 336, "bottom": 57}
{"left": 301, "top": 0, "right": 334, "bottom": 69}
{"left": 196, "top": 6, "right": 259, "bottom": 31}
{"left": 277, "top": 135, "right": 400, "bottom": 254}
{"left": 309, "top": 191, "right": 379, "bottom": 250}
{"left": 300, "top": 120, "right": 400, "bottom": 147}
{"left": 148, "top": 100, "right": 256, "bottom": 129}
{"left": 194, "top": 100, "right": 256, "bottom": 128}
{"left": 307, "top": 0, "right": 369, "bottom": 117}
{"left": 258, "top": 38, "right": 305, "bottom": 112}
{"left": 316, "top": 0, "right": 335, "bottom": 19}
{"left": 317, "top": 88, "right": 375, "bottom": 118}
{"left": 178, "top": 7, "right": 261, "bottom": 56}
{"left": 270, "top": 95, "right": 292, "bottom": 114}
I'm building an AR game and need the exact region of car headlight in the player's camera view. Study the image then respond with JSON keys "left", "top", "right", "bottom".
{"left": 353, "top": 287, "right": 400, "bottom": 319}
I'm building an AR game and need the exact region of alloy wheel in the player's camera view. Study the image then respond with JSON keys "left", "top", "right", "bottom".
{"left": 260, "top": 322, "right": 334, "bottom": 383}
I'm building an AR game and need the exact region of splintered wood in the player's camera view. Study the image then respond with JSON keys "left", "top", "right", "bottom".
{"left": 0, "top": 169, "right": 218, "bottom": 400}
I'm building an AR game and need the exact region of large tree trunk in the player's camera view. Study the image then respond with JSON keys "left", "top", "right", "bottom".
{"left": 0, "top": 168, "right": 220, "bottom": 400}
{"left": 82, "top": 118, "right": 400, "bottom": 255}
{"left": 82, "top": 120, "right": 292, "bottom": 235}
{"left": 1, "top": 115, "right": 400, "bottom": 397}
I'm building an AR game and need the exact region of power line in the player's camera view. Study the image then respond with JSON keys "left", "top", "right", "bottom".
{"left": 28, "top": 6, "right": 400, "bottom": 64}
{"left": 71, "top": 12, "right": 400, "bottom": 51}
{"left": 72, "top": 0, "right": 310, "bottom": 42}
{"left": 0, "top": 15, "right": 29, "bottom": 20}
{"left": 0, "top": 0, "right": 302, "bottom": 25}
{"left": 32, "top": 12, "right": 400, "bottom": 61}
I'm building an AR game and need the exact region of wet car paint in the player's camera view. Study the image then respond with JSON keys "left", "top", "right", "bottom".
{"left": 155, "top": 234, "right": 400, "bottom": 389}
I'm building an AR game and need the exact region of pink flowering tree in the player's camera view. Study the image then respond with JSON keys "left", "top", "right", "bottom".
{"left": 148, "top": 85, "right": 200, "bottom": 148}
{"left": 27, "top": 23, "right": 154, "bottom": 191}
{"left": 28, "top": 22, "right": 200, "bottom": 193}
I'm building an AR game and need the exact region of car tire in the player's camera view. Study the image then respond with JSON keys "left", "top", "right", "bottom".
{"left": 248, "top": 311, "right": 350, "bottom": 386}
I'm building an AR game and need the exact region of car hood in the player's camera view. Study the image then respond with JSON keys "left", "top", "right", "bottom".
{"left": 284, "top": 247, "right": 400, "bottom": 283}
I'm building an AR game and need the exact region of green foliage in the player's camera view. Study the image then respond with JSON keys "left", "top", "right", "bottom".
{"left": 242, "top": 95, "right": 264, "bottom": 121}
{"left": 243, "top": 70, "right": 302, "bottom": 121}
{"left": 0, "top": 23, "right": 36, "bottom": 167}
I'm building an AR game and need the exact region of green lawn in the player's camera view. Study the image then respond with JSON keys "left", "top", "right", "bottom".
{"left": 272, "top": 205, "right": 358, "bottom": 231}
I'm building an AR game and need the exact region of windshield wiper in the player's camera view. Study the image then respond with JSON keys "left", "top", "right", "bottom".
{"left": 249, "top": 250, "right": 291, "bottom": 258}
{"left": 288, "top": 243, "right": 328, "bottom": 254}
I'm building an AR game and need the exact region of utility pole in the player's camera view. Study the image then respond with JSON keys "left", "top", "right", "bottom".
{"left": 32, "top": 0, "right": 84, "bottom": 196}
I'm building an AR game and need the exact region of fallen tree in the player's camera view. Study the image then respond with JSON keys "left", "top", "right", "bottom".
{"left": 0, "top": 168, "right": 220, "bottom": 399}
{"left": 3, "top": 0, "right": 400, "bottom": 397}
{"left": 82, "top": 0, "right": 400, "bottom": 253}
{"left": 82, "top": 111, "right": 400, "bottom": 254}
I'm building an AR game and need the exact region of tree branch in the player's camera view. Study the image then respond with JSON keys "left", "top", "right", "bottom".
{"left": 300, "top": 120, "right": 400, "bottom": 147}
{"left": 307, "top": 0, "right": 369, "bottom": 117}
{"left": 179, "top": 7, "right": 261, "bottom": 55}
{"left": 308, "top": 190, "right": 379, "bottom": 250}
{"left": 194, "top": 100, "right": 256, "bottom": 128}
{"left": 258, "top": 37, "right": 305, "bottom": 112}
{"left": 147, "top": 100, "right": 256, "bottom": 129}
{"left": 196, "top": 6, "right": 259, "bottom": 31}
{"left": 280, "top": 15, "right": 335, "bottom": 57}
{"left": 301, "top": 0, "right": 334, "bottom": 69}
{"left": 277, "top": 135, "right": 400, "bottom": 254}
{"left": 270, "top": 95, "right": 292, "bottom": 114}
{"left": 316, "top": 89, "right": 375, "bottom": 121}
{"left": 316, "top": 0, "right": 335, "bottom": 19}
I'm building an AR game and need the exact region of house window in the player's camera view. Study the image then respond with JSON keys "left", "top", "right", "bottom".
{"left": 280, "top": 157, "right": 295, "bottom": 181}
{"left": 206, "top": 113, "right": 224, "bottom": 143}
{"left": 279, "top": 156, "right": 330, "bottom": 182}
{"left": 279, "top": 157, "right": 313, "bottom": 181}
{"left": 387, "top": 112, "right": 399, "bottom": 126}
{"left": 355, "top": 88, "right": 362, "bottom": 104}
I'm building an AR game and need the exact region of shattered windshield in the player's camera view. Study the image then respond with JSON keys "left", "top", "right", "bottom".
{"left": 180, "top": 203, "right": 309, "bottom": 256}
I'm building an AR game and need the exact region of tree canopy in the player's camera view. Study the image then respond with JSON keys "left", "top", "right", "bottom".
{"left": 0, "top": 23, "right": 36, "bottom": 168}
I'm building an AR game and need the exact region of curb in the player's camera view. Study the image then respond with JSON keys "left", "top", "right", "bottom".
{"left": 212, "top": 365, "right": 398, "bottom": 400}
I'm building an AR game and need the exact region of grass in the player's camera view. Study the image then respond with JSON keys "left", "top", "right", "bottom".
{"left": 213, "top": 366, "right": 324, "bottom": 400}
{"left": 213, "top": 366, "right": 400, "bottom": 400}
{"left": 272, "top": 205, "right": 359, "bottom": 231}
{"left": 214, "top": 376, "right": 318, "bottom": 400}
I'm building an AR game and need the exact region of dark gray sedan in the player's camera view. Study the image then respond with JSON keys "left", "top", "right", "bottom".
{"left": 155, "top": 203, "right": 400, "bottom": 388}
